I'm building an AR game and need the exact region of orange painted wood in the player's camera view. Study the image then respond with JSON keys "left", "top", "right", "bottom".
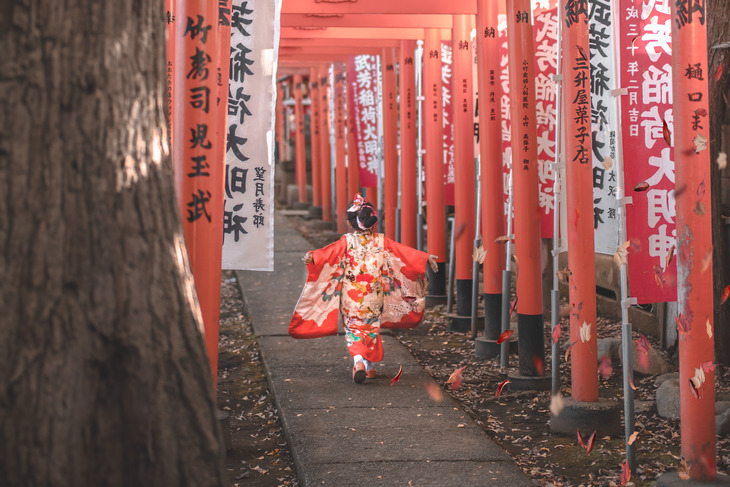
{"left": 399, "top": 40, "right": 418, "bottom": 248}
{"left": 346, "top": 81, "right": 360, "bottom": 202}
{"left": 176, "top": 0, "right": 224, "bottom": 384}
{"left": 506, "top": 0, "right": 543, "bottom": 316}
{"left": 294, "top": 75, "right": 308, "bottom": 203}
{"left": 309, "top": 69, "right": 322, "bottom": 207}
{"left": 670, "top": 0, "right": 716, "bottom": 478}
{"left": 282, "top": 0, "right": 478, "bottom": 15}
{"left": 423, "top": 28, "right": 446, "bottom": 264}
{"left": 561, "top": 0, "right": 598, "bottom": 402}
{"left": 334, "top": 64, "right": 349, "bottom": 233}
{"left": 382, "top": 47, "right": 399, "bottom": 239}
{"left": 451, "top": 14, "right": 475, "bottom": 281}
{"left": 280, "top": 27, "right": 452, "bottom": 41}
{"left": 475, "top": 0, "right": 505, "bottom": 294}
{"left": 318, "top": 64, "right": 333, "bottom": 222}
{"left": 281, "top": 13, "right": 453, "bottom": 29}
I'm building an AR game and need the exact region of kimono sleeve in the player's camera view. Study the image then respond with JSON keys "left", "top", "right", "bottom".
{"left": 381, "top": 238, "right": 430, "bottom": 329}
{"left": 288, "top": 237, "right": 347, "bottom": 339}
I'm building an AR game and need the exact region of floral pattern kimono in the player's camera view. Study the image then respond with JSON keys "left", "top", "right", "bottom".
{"left": 289, "top": 231, "right": 429, "bottom": 362}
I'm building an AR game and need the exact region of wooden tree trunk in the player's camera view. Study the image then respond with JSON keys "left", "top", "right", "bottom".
{"left": 0, "top": 1, "right": 225, "bottom": 486}
{"left": 708, "top": 0, "right": 730, "bottom": 365}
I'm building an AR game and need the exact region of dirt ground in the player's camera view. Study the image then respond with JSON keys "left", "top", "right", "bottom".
{"left": 216, "top": 215, "right": 730, "bottom": 486}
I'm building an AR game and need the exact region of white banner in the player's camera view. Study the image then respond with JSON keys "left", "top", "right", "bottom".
{"left": 222, "top": 0, "right": 280, "bottom": 271}
{"left": 589, "top": 0, "right": 620, "bottom": 254}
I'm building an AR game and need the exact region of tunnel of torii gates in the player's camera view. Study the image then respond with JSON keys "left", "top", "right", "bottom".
{"left": 168, "top": 0, "right": 719, "bottom": 482}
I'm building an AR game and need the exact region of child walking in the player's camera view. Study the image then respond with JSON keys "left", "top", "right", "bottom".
{"left": 288, "top": 193, "right": 437, "bottom": 383}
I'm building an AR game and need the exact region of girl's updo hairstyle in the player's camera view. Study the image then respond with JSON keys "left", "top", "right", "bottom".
{"left": 346, "top": 193, "right": 378, "bottom": 232}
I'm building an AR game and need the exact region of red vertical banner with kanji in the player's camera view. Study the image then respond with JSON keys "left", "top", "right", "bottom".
{"left": 222, "top": 0, "right": 280, "bottom": 271}
{"left": 346, "top": 55, "right": 379, "bottom": 188}
{"left": 619, "top": 0, "right": 677, "bottom": 303}
{"left": 441, "top": 41, "right": 456, "bottom": 206}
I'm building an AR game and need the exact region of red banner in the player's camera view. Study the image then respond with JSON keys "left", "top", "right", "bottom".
{"left": 499, "top": 5, "right": 557, "bottom": 238}
{"left": 441, "top": 42, "right": 455, "bottom": 206}
{"left": 346, "top": 55, "right": 378, "bottom": 188}
{"left": 619, "top": 0, "right": 676, "bottom": 303}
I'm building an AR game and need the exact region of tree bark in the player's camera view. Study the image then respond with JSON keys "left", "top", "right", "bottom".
{"left": 708, "top": 0, "right": 730, "bottom": 365}
{"left": 0, "top": 1, "right": 225, "bottom": 486}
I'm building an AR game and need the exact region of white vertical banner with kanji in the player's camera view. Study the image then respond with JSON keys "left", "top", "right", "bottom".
{"left": 222, "top": 0, "right": 280, "bottom": 271}
{"left": 589, "top": 0, "right": 620, "bottom": 254}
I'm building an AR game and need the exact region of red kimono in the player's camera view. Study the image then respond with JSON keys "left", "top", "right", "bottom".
{"left": 289, "top": 232, "right": 429, "bottom": 362}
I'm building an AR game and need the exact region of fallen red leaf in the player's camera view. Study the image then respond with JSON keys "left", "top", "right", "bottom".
{"left": 573, "top": 209, "right": 580, "bottom": 229}
{"left": 701, "top": 248, "right": 713, "bottom": 273}
{"left": 665, "top": 245, "right": 675, "bottom": 269}
{"left": 697, "top": 180, "right": 706, "bottom": 201}
{"left": 576, "top": 45, "right": 588, "bottom": 62}
{"left": 495, "top": 379, "right": 510, "bottom": 397}
{"left": 565, "top": 340, "right": 578, "bottom": 362}
{"left": 662, "top": 119, "right": 671, "bottom": 146}
{"left": 390, "top": 364, "right": 403, "bottom": 386}
{"left": 702, "top": 361, "right": 717, "bottom": 374}
{"left": 496, "top": 329, "right": 514, "bottom": 344}
{"left": 716, "top": 63, "right": 723, "bottom": 81}
{"left": 586, "top": 430, "right": 597, "bottom": 455}
{"left": 424, "top": 382, "right": 444, "bottom": 402}
{"left": 722, "top": 285, "right": 730, "bottom": 304}
{"left": 678, "top": 458, "right": 690, "bottom": 480}
{"left": 494, "top": 235, "right": 511, "bottom": 244}
{"left": 633, "top": 181, "right": 650, "bottom": 192}
{"left": 635, "top": 334, "right": 651, "bottom": 354}
{"left": 509, "top": 297, "right": 518, "bottom": 318}
{"left": 620, "top": 460, "right": 631, "bottom": 485}
{"left": 551, "top": 323, "right": 561, "bottom": 344}
{"left": 446, "top": 365, "right": 466, "bottom": 390}
{"left": 628, "top": 374, "right": 637, "bottom": 390}
{"left": 576, "top": 428, "right": 586, "bottom": 449}
{"left": 599, "top": 356, "right": 613, "bottom": 379}
{"left": 654, "top": 265, "right": 665, "bottom": 290}
{"left": 676, "top": 314, "right": 691, "bottom": 334}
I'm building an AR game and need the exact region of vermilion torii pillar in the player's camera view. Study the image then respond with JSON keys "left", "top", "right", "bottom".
{"left": 334, "top": 64, "right": 349, "bottom": 233}
{"left": 475, "top": 0, "right": 505, "bottom": 347}
{"left": 319, "top": 64, "right": 333, "bottom": 223}
{"left": 276, "top": 82, "right": 286, "bottom": 163}
{"left": 382, "top": 47, "right": 399, "bottom": 240}
{"left": 506, "top": 0, "right": 545, "bottom": 379}
{"left": 293, "top": 75, "right": 308, "bottom": 206}
{"left": 449, "top": 14, "right": 477, "bottom": 331}
{"left": 399, "top": 40, "right": 418, "bottom": 248}
{"left": 346, "top": 79, "right": 360, "bottom": 198}
{"left": 663, "top": 1, "right": 717, "bottom": 481}
{"left": 423, "top": 28, "right": 447, "bottom": 303}
{"left": 175, "top": 0, "right": 224, "bottom": 383}
{"left": 309, "top": 68, "right": 322, "bottom": 217}
{"left": 562, "top": 0, "right": 598, "bottom": 402}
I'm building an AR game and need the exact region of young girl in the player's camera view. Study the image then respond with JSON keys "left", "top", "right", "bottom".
{"left": 288, "top": 193, "right": 438, "bottom": 383}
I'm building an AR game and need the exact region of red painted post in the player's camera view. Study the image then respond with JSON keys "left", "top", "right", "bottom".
{"left": 423, "top": 28, "right": 447, "bottom": 300}
{"left": 451, "top": 14, "right": 476, "bottom": 325}
{"left": 670, "top": 2, "right": 716, "bottom": 479}
{"left": 366, "top": 186, "right": 378, "bottom": 211}
{"left": 506, "top": 0, "right": 544, "bottom": 377}
{"left": 382, "top": 47, "right": 399, "bottom": 239}
{"left": 294, "top": 75, "right": 308, "bottom": 204}
{"left": 319, "top": 64, "right": 333, "bottom": 222}
{"left": 334, "top": 63, "right": 349, "bottom": 233}
{"left": 476, "top": 0, "right": 505, "bottom": 338}
{"left": 346, "top": 81, "right": 361, "bottom": 198}
{"left": 309, "top": 68, "right": 322, "bottom": 209}
{"left": 276, "top": 82, "right": 286, "bottom": 163}
{"left": 561, "top": 0, "right": 598, "bottom": 401}
{"left": 175, "top": 0, "right": 223, "bottom": 383}
{"left": 399, "top": 40, "right": 418, "bottom": 248}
